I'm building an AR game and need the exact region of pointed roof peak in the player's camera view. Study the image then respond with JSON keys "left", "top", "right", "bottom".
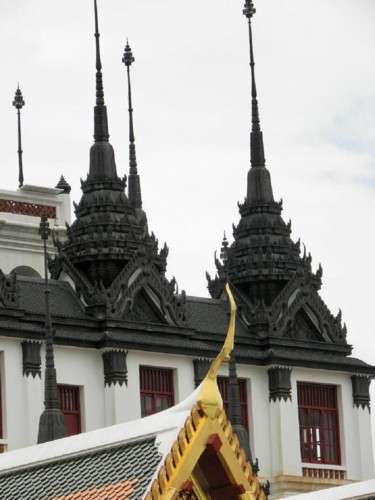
{"left": 242, "top": 0, "right": 274, "bottom": 204}
{"left": 122, "top": 40, "right": 143, "bottom": 209}
{"left": 55, "top": 175, "right": 71, "bottom": 194}
{"left": 243, "top": 0, "right": 265, "bottom": 169}
{"left": 93, "top": 0, "right": 109, "bottom": 143}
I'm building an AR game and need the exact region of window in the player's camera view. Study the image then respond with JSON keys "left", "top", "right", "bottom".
{"left": 297, "top": 382, "right": 340, "bottom": 465}
{"left": 140, "top": 366, "right": 174, "bottom": 417}
{"left": 58, "top": 385, "right": 81, "bottom": 436}
{"left": 217, "top": 376, "right": 249, "bottom": 433}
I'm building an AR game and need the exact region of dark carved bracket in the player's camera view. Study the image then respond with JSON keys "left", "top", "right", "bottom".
{"left": 193, "top": 358, "right": 211, "bottom": 388}
{"left": 0, "top": 270, "right": 18, "bottom": 307}
{"left": 351, "top": 375, "right": 370, "bottom": 410}
{"left": 268, "top": 367, "right": 292, "bottom": 402}
{"left": 102, "top": 350, "right": 128, "bottom": 387}
{"left": 21, "top": 341, "right": 42, "bottom": 378}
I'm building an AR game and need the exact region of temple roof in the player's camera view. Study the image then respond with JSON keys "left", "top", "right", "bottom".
{"left": 48, "top": 1, "right": 183, "bottom": 326}
{"left": 0, "top": 274, "right": 373, "bottom": 375}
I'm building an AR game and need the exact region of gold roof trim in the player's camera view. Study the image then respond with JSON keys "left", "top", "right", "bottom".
{"left": 145, "top": 404, "right": 265, "bottom": 499}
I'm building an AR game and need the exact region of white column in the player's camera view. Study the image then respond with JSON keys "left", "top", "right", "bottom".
{"left": 352, "top": 406, "right": 374, "bottom": 480}
{"left": 23, "top": 373, "right": 43, "bottom": 445}
{"left": 104, "top": 383, "right": 128, "bottom": 426}
{"left": 269, "top": 398, "right": 301, "bottom": 477}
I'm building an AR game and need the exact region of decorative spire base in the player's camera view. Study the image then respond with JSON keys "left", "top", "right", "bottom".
{"left": 38, "top": 408, "right": 67, "bottom": 444}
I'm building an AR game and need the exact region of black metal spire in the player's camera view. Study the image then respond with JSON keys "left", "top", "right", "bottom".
{"left": 12, "top": 85, "right": 25, "bottom": 187}
{"left": 243, "top": 0, "right": 264, "bottom": 167}
{"left": 93, "top": 0, "right": 109, "bottom": 142}
{"left": 37, "top": 216, "right": 67, "bottom": 444}
{"left": 243, "top": 0, "right": 274, "bottom": 203}
{"left": 122, "top": 41, "right": 142, "bottom": 209}
{"left": 228, "top": 356, "right": 253, "bottom": 463}
{"left": 220, "top": 232, "right": 229, "bottom": 265}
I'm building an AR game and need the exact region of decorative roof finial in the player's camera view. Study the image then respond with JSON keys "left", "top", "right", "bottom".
{"left": 93, "top": 0, "right": 109, "bottom": 142}
{"left": 220, "top": 232, "right": 229, "bottom": 265}
{"left": 198, "top": 283, "right": 236, "bottom": 419}
{"left": 122, "top": 40, "right": 142, "bottom": 209}
{"left": 243, "top": 0, "right": 265, "bottom": 168}
{"left": 37, "top": 216, "right": 67, "bottom": 443}
{"left": 12, "top": 85, "right": 25, "bottom": 187}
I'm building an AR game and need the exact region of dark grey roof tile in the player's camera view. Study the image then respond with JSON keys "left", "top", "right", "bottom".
{"left": 0, "top": 438, "right": 160, "bottom": 499}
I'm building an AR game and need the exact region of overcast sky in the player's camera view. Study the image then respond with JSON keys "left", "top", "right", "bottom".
{"left": 1, "top": 0, "right": 375, "bottom": 450}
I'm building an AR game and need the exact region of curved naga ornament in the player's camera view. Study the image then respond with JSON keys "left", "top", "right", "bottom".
{"left": 197, "top": 283, "right": 236, "bottom": 419}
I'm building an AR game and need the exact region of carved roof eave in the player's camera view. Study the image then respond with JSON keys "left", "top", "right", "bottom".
{"left": 262, "top": 267, "right": 347, "bottom": 345}
{"left": 108, "top": 261, "right": 187, "bottom": 326}
{"left": 209, "top": 266, "right": 346, "bottom": 345}
{"left": 50, "top": 246, "right": 186, "bottom": 325}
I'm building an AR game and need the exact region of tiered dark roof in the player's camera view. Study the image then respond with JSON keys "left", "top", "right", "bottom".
{"left": 206, "top": 0, "right": 342, "bottom": 348}
{"left": 49, "top": 1, "right": 185, "bottom": 325}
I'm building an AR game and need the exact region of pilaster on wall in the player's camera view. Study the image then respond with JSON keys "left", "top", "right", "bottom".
{"left": 104, "top": 383, "right": 128, "bottom": 426}
{"left": 268, "top": 367, "right": 301, "bottom": 477}
{"left": 102, "top": 350, "right": 128, "bottom": 426}
{"left": 22, "top": 341, "right": 41, "bottom": 378}
{"left": 21, "top": 341, "right": 43, "bottom": 445}
{"left": 23, "top": 373, "right": 43, "bottom": 446}
{"left": 193, "top": 358, "right": 211, "bottom": 388}
{"left": 351, "top": 375, "right": 374, "bottom": 479}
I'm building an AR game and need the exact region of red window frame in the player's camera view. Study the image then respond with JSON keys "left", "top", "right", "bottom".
{"left": 217, "top": 376, "right": 249, "bottom": 433}
{"left": 297, "top": 382, "right": 341, "bottom": 465}
{"left": 140, "top": 366, "right": 174, "bottom": 418}
{"left": 58, "top": 385, "right": 81, "bottom": 437}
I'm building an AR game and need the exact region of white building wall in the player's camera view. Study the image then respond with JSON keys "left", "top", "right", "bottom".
{"left": 53, "top": 345, "right": 105, "bottom": 433}
{"left": 0, "top": 335, "right": 374, "bottom": 489}
{"left": 0, "top": 185, "right": 70, "bottom": 277}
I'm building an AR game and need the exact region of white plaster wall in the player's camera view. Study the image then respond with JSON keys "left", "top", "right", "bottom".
{"left": 52, "top": 345, "right": 105, "bottom": 433}
{"left": 353, "top": 406, "right": 374, "bottom": 480}
{"left": 0, "top": 185, "right": 70, "bottom": 277}
{"left": 0, "top": 338, "right": 44, "bottom": 451}
{"left": 126, "top": 350, "right": 195, "bottom": 422}
{"left": 1, "top": 333, "right": 373, "bottom": 486}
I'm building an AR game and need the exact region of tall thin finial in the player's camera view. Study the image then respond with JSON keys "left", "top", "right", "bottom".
{"left": 122, "top": 40, "right": 142, "bottom": 209}
{"left": 243, "top": 0, "right": 265, "bottom": 168}
{"left": 93, "top": 0, "right": 109, "bottom": 142}
{"left": 12, "top": 85, "right": 25, "bottom": 187}
{"left": 37, "top": 216, "right": 67, "bottom": 444}
{"left": 220, "top": 232, "right": 229, "bottom": 265}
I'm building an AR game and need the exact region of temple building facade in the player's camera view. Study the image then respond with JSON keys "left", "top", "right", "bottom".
{"left": 0, "top": 1, "right": 373, "bottom": 498}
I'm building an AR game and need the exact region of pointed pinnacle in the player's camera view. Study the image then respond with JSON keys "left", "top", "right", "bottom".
{"left": 122, "top": 40, "right": 135, "bottom": 67}
{"left": 243, "top": 0, "right": 256, "bottom": 19}
{"left": 12, "top": 86, "right": 25, "bottom": 109}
